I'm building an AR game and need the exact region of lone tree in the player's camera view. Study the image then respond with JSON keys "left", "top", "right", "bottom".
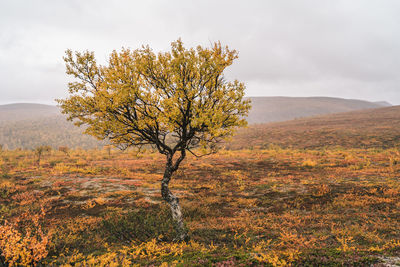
{"left": 34, "top": 145, "right": 52, "bottom": 167}
{"left": 57, "top": 39, "right": 251, "bottom": 241}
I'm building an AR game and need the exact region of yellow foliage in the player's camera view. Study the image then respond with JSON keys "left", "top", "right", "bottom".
{"left": 301, "top": 159, "right": 317, "bottom": 168}
{"left": 57, "top": 39, "right": 250, "bottom": 155}
{"left": 312, "top": 184, "right": 331, "bottom": 197}
{"left": 336, "top": 236, "right": 356, "bottom": 252}
{"left": 253, "top": 240, "right": 300, "bottom": 266}
{"left": 61, "top": 239, "right": 210, "bottom": 266}
{"left": 0, "top": 180, "right": 16, "bottom": 197}
{"left": 0, "top": 214, "right": 51, "bottom": 266}
{"left": 368, "top": 240, "right": 400, "bottom": 252}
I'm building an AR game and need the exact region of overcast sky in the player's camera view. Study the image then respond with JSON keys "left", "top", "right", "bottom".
{"left": 0, "top": 0, "right": 399, "bottom": 105}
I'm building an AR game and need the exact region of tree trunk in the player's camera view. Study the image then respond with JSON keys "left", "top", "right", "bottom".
{"left": 161, "top": 156, "right": 189, "bottom": 242}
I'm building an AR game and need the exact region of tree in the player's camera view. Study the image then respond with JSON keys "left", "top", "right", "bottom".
{"left": 104, "top": 145, "right": 112, "bottom": 158}
{"left": 57, "top": 39, "right": 251, "bottom": 241}
{"left": 34, "top": 146, "right": 52, "bottom": 166}
{"left": 58, "top": 146, "right": 70, "bottom": 157}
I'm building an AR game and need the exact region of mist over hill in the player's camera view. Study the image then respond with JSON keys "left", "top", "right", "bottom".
{"left": 0, "top": 103, "right": 60, "bottom": 122}
{"left": 373, "top": 101, "right": 392, "bottom": 107}
{"left": 0, "top": 104, "right": 104, "bottom": 150}
{"left": 229, "top": 105, "right": 400, "bottom": 150}
{"left": 246, "top": 96, "right": 390, "bottom": 124}
{"left": 0, "top": 97, "right": 393, "bottom": 149}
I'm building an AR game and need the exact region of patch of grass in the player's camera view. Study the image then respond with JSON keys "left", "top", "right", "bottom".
{"left": 0, "top": 148, "right": 399, "bottom": 265}
{"left": 100, "top": 205, "right": 176, "bottom": 243}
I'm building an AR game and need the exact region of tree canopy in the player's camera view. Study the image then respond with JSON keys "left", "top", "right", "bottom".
{"left": 58, "top": 39, "right": 250, "bottom": 156}
{"left": 57, "top": 39, "right": 250, "bottom": 241}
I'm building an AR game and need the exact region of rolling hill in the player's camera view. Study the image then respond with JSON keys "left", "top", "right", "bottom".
{"left": 0, "top": 97, "right": 394, "bottom": 149}
{"left": 0, "top": 104, "right": 105, "bottom": 150}
{"left": 246, "top": 96, "right": 389, "bottom": 123}
{"left": 228, "top": 105, "right": 400, "bottom": 150}
{"left": 0, "top": 103, "right": 60, "bottom": 122}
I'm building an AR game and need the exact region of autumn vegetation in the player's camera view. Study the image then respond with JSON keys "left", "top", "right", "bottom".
{"left": 57, "top": 39, "right": 250, "bottom": 242}
{"left": 0, "top": 144, "right": 399, "bottom": 265}
{"left": 0, "top": 40, "right": 399, "bottom": 266}
{"left": 229, "top": 105, "right": 400, "bottom": 150}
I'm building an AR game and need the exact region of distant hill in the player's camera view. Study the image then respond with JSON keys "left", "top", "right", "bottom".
{"left": 0, "top": 104, "right": 104, "bottom": 150}
{"left": 0, "top": 97, "right": 393, "bottom": 149}
{"left": 373, "top": 101, "right": 392, "bottom": 107}
{"left": 0, "top": 116, "right": 105, "bottom": 150}
{"left": 228, "top": 105, "right": 400, "bottom": 150}
{"left": 0, "top": 103, "right": 59, "bottom": 122}
{"left": 246, "top": 96, "right": 390, "bottom": 124}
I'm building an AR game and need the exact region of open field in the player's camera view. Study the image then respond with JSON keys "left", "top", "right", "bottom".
{"left": 0, "top": 98, "right": 390, "bottom": 150}
{"left": 245, "top": 97, "right": 389, "bottom": 124}
{"left": 0, "top": 146, "right": 399, "bottom": 266}
{"left": 2, "top": 1, "right": 400, "bottom": 266}
{"left": 230, "top": 105, "right": 400, "bottom": 150}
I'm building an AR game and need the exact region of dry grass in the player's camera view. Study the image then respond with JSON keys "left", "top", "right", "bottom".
{"left": 0, "top": 146, "right": 399, "bottom": 265}
{"left": 229, "top": 105, "right": 400, "bottom": 150}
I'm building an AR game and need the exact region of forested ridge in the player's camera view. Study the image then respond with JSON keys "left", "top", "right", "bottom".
{"left": 0, "top": 115, "right": 104, "bottom": 149}
{"left": 0, "top": 98, "right": 393, "bottom": 150}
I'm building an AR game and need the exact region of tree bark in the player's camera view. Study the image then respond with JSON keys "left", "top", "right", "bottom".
{"left": 161, "top": 153, "right": 189, "bottom": 242}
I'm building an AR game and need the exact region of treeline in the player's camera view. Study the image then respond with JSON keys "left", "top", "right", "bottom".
{"left": 1, "top": 105, "right": 399, "bottom": 151}
{"left": 0, "top": 115, "right": 105, "bottom": 150}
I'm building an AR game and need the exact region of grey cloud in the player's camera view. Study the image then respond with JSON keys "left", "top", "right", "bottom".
{"left": 0, "top": 0, "right": 399, "bottom": 104}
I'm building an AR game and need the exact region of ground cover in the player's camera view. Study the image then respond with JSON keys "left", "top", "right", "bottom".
{"left": 0, "top": 147, "right": 399, "bottom": 266}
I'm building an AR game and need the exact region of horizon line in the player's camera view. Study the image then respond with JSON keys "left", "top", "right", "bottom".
{"left": 0, "top": 96, "right": 393, "bottom": 107}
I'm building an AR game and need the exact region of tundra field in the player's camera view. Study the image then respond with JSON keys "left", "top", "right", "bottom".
{"left": 2, "top": 1, "right": 400, "bottom": 266}
{"left": 0, "top": 145, "right": 399, "bottom": 266}
{"left": 0, "top": 104, "right": 400, "bottom": 266}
